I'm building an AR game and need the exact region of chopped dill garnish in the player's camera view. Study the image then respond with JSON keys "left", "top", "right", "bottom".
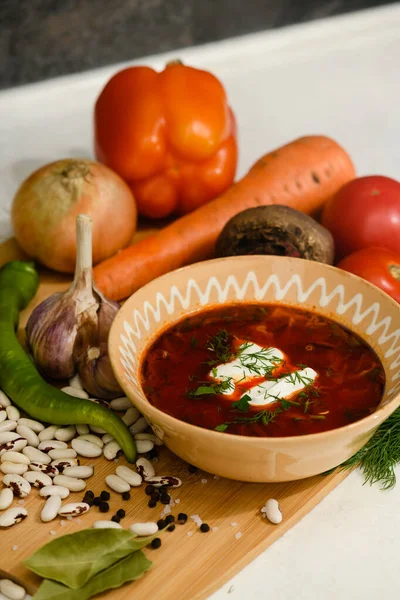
{"left": 205, "top": 329, "right": 232, "bottom": 365}
{"left": 215, "top": 407, "right": 282, "bottom": 431}
{"left": 231, "top": 394, "right": 251, "bottom": 412}
{"left": 237, "top": 343, "right": 283, "bottom": 377}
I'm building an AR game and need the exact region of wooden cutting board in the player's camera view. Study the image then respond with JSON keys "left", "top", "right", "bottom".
{"left": 0, "top": 234, "right": 350, "bottom": 600}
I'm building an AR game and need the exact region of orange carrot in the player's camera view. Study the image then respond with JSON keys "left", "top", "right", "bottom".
{"left": 94, "top": 135, "right": 355, "bottom": 300}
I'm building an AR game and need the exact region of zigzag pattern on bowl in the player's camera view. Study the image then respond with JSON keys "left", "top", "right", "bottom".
{"left": 118, "top": 271, "right": 400, "bottom": 397}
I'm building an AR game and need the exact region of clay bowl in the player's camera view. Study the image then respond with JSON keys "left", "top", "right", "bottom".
{"left": 109, "top": 256, "right": 400, "bottom": 483}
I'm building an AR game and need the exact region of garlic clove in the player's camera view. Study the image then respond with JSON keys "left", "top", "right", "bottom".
{"left": 76, "top": 342, "right": 122, "bottom": 400}
{"left": 26, "top": 291, "right": 78, "bottom": 379}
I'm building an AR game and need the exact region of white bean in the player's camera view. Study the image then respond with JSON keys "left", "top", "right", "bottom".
{"left": 76, "top": 424, "right": 89, "bottom": 435}
{"left": 23, "top": 446, "right": 51, "bottom": 464}
{"left": 0, "top": 506, "right": 28, "bottom": 528}
{"left": 136, "top": 440, "right": 154, "bottom": 454}
{"left": 115, "top": 465, "right": 142, "bottom": 487}
{"left": 129, "top": 417, "right": 148, "bottom": 435}
{"left": 0, "top": 409, "right": 7, "bottom": 423}
{"left": 18, "top": 417, "right": 45, "bottom": 433}
{"left": 102, "top": 433, "right": 114, "bottom": 444}
{"left": 135, "top": 457, "right": 155, "bottom": 480}
{"left": 30, "top": 462, "right": 59, "bottom": 477}
{"left": 0, "top": 432, "right": 19, "bottom": 444}
{"left": 58, "top": 502, "right": 90, "bottom": 517}
{"left": 129, "top": 522, "right": 158, "bottom": 536}
{"left": 134, "top": 432, "right": 163, "bottom": 446}
{"left": 76, "top": 434, "right": 103, "bottom": 448}
{"left": 55, "top": 426, "right": 76, "bottom": 442}
{"left": 0, "top": 488, "right": 13, "bottom": 510}
{"left": 38, "top": 425, "right": 58, "bottom": 441}
{"left": 71, "top": 438, "right": 102, "bottom": 458}
{"left": 53, "top": 475, "right": 86, "bottom": 492}
{"left": 48, "top": 448, "right": 77, "bottom": 460}
{"left": 1, "top": 451, "right": 30, "bottom": 465}
{"left": 0, "top": 390, "right": 11, "bottom": 407}
{"left": 105, "top": 474, "right": 130, "bottom": 494}
{"left": 0, "top": 437, "right": 27, "bottom": 455}
{"left": 0, "top": 579, "right": 26, "bottom": 600}
{"left": 103, "top": 440, "right": 122, "bottom": 461}
{"left": 122, "top": 407, "right": 140, "bottom": 426}
{"left": 1, "top": 462, "right": 28, "bottom": 475}
{"left": 6, "top": 406, "right": 20, "bottom": 421}
{"left": 39, "top": 485, "right": 70, "bottom": 499}
{"left": 62, "top": 465, "right": 94, "bottom": 479}
{"left": 139, "top": 475, "right": 182, "bottom": 488}
{"left": 24, "top": 470, "right": 53, "bottom": 488}
{"left": 263, "top": 499, "right": 283, "bottom": 524}
{"left": 41, "top": 495, "right": 62, "bottom": 523}
{"left": 69, "top": 373, "right": 84, "bottom": 390}
{"left": 51, "top": 458, "right": 77, "bottom": 470}
{"left": 89, "top": 425, "right": 107, "bottom": 434}
{"left": 110, "top": 397, "right": 132, "bottom": 411}
{"left": 93, "top": 520, "right": 122, "bottom": 529}
{"left": 38, "top": 440, "right": 68, "bottom": 452}
{"left": 0, "top": 420, "right": 17, "bottom": 433}
{"left": 61, "top": 386, "right": 89, "bottom": 399}
{"left": 3, "top": 473, "right": 31, "bottom": 497}
{"left": 16, "top": 425, "right": 39, "bottom": 447}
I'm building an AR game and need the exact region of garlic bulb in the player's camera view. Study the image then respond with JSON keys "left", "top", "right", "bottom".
{"left": 26, "top": 214, "right": 122, "bottom": 398}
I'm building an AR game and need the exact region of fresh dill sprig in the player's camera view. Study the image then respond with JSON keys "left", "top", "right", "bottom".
{"left": 237, "top": 343, "right": 283, "bottom": 377}
{"left": 330, "top": 407, "right": 400, "bottom": 490}
{"left": 215, "top": 407, "right": 282, "bottom": 432}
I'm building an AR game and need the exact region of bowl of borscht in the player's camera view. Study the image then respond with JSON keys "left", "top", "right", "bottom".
{"left": 109, "top": 255, "right": 400, "bottom": 482}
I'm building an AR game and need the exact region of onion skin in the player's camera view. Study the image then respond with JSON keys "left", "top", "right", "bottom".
{"left": 11, "top": 159, "right": 137, "bottom": 273}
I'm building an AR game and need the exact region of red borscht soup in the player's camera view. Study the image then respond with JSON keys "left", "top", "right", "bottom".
{"left": 140, "top": 304, "right": 385, "bottom": 437}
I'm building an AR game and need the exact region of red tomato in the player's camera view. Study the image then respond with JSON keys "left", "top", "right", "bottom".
{"left": 337, "top": 247, "right": 400, "bottom": 303}
{"left": 321, "top": 175, "right": 400, "bottom": 260}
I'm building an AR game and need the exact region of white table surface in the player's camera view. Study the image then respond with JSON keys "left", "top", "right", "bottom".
{"left": 1, "top": 4, "right": 400, "bottom": 599}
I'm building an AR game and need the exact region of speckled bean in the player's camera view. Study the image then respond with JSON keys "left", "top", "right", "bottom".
{"left": 122, "top": 407, "right": 140, "bottom": 426}
{"left": 38, "top": 440, "right": 68, "bottom": 452}
{"left": 130, "top": 522, "right": 158, "bottom": 536}
{"left": 3, "top": 473, "right": 31, "bottom": 497}
{"left": 0, "top": 488, "right": 13, "bottom": 510}
{"left": 1, "top": 451, "right": 30, "bottom": 465}
{"left": 93, "top": 520, "right": 122, "bottom": 529}
{"left": 6, "top": 405, "right": 20, "bottom": 421}
{"left": 0, "top": 506, "right": 28, "bottom": 527}
{"left": 62, "top": 465, "right": 94, "bottom": 479}
{"left": 136, "top": 440, "right": 154, "bottom": 454}
{"left": 24, "top": 470, "right": 53, "bottom": 488}
{"left": 103, "top": 440, "right": 122, "bottom": 461}
{"left": 0, "top": 391, "right": 11, "bottom": 407}
{"left": 0, "top": 578, "right": 26, "bottom": 600}
{"left": 135, "top": 457, "right": 155, "bottom": 480}
{"left": 129, "top": 417, "right": 148, "bottom": 435}
{"left": 76, "top": 424, "right": 89, "bottom": 435}
{"left": 76, "top": 434, "right": 103, "bottom": 448}
{"left": 48, "top": 448, "right": 77, "bottom": 460}
{"left": 0, "top": 462, "right": 28, "bottom": 475}
{"left": 0, "top": 420, "right": 17, "bottom": 433}
{"left": 38, "top": 425, "right": 58, "bottom": 441}
{"left": 58, "top": 502, "right": 90, "bottom": 517}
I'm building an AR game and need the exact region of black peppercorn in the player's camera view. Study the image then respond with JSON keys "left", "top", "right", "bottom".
{"left": 99, "top": 501, "right": 109, "bottom": 513}
{"left": 148, "top": 498, "right": 157, "bottom": 508}
{"left": 150, "top": 492, "right": 160, "bottom": 502}
{"left": 157, "top": 519, "right": 166, "bottom": 530}
{"left": 167, "top": 524, "right": 176, "bottom": 532}
{"left": 160, "top": 493, "right": 170, "bottom": 505}
{"left": 85, "top": 490, "right": 95, "bottom": 499}
{"left": 93, "top": 497, "right": 101, "bottom": 506}
{"left": 145, "top": 485, "right": 155, "bottom": 496}
{"left": 122, "top": 491, "right": 130, "bottom": 501}
{"left": 150, "top": 538, "right": 162, "bottom": 549}
{"left": 165, "top": 515, "right": 175, "bottom": 525}
{"left": 159, "top": 485, "right": 169, "bottom": 493}
{"left": 111, "top": 515, "right": 121, "bottom": 523}
{"left": 116, "top": 509, "right": 126, "bottom": 519}
{"left": 177, "top": 513, "right": 188, "bottom": 524}
{"left": 200, "top": 523, "right": 210, "bottom": 532}
{"left": 100, "top": 490, "right": 110, "bottom": 501}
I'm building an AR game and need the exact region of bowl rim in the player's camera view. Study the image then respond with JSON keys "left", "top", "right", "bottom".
{"left": 110, "top": 255, "right": 400, "bottom": 445}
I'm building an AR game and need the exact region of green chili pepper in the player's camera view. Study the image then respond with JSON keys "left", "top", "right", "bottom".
{"left": 0, "top": 261, "right": 136, "bottom": 462}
